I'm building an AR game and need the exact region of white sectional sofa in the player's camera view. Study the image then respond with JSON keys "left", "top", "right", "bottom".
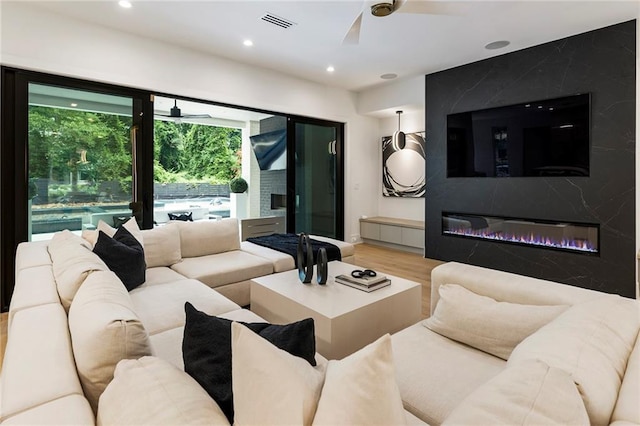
{"left": 392, "top": 262, "right": 640, "bottom": 426}
{"left": 85, "top": 217, "right": 353, "bottom": 307}
{"left": 1, "top": 219, "right": 258, "bottom": 423}
{"left": 0, "top": 218, "right": 383, "bottom": 425}
{"left": 3, "top": 218, "right": 638, "bottom": 425}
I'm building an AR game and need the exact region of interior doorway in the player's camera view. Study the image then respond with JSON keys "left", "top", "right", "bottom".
{"left": 288, "top": 116, "right": 344, "bottom": 240}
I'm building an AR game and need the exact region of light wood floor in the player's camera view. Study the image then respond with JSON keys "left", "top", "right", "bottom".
{"left": 352, "top": 243, "right": 443, "bottom": 319}
{"left": 0, "top": 243, "right": 443, "bottom": 371}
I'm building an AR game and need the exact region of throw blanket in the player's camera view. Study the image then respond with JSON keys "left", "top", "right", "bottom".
{"left": 247, "top": 233, "right": 341, "bottom": 266}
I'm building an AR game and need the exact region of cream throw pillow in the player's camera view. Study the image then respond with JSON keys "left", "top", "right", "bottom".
{"left": 611, "top": 331, "right": 640, "bottom": 424}
{"left": 443, "top": 359, "right": 589, "bottom": 425}
{"left": 140, "top": 223, "right": 182, "bottom": 267}
{"left": 82, "top": 217, "right": 144, "bottom": 247}
{"left": 98, "top": 356, "right": 230, "bottom": 426}
{"left": 48, "top": 230, "right": 108, "bottom": 311}
{"left": 424, "top": 284, "right": 568, "bottom": 360}
{"left": 312, "top": 333, "right": 407, "bottom": 425}
{"left": 232, "top": 322, "right": 326, "bottom": 425}
{"left": 177, "top": 218, "right": 240, "bottom": 258}
{"left": 509, "top": 295, "right": 640, "bottom": 426}
{"left": 231, "top": 322, "right": 406, "bottom": 425}
{"left": 68, "top": 270, "right": 152, "bottom": 413}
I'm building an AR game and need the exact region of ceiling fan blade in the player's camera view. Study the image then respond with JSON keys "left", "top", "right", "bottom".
{"left": 394, "top": 0, "right": 408, "bottom": 11}
{"left": 154, "top": 113, "right": 211, "bottom": 119}
{"left": 396, "top": 0, "right": 462, "bottom": 15}
{"left": 342, "top": 10, "right": 363, "bottom": 45}
{"left": 183, "top": 114, "right": 212, "bottom": 119}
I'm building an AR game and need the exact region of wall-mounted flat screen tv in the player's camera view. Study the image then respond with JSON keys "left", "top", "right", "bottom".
{"left": 447, "top": 93, "right": 590, "bottom": 177}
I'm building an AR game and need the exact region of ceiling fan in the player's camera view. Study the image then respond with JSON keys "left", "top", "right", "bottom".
{"left": 343, "top": 0, "right": 455, "bottom": 45}
{"left": 154, "top": 99, "right": 211, "bottom": 119}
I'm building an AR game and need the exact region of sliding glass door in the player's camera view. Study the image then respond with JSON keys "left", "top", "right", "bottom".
{"left": 287, "top": 117, "right": 344, "bottom": 240}
{"left": 27, "top": 83, "right": 139, "bottom": 239}
{"left": 1, "top": 68, "right": 152, "bottom": 310}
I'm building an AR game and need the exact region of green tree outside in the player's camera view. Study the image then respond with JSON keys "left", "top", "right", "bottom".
{"left": 29, "top": 106, "right": 132, "bottom": 198}
{"left": 28, "top": 106, "right": 242, "bottom": 204}
{"left": 154, "top": 120, "right": 241, "bottom": 184}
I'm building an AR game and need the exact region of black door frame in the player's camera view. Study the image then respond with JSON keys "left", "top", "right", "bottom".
{"left": 286, "top": 115, "right": 345, "bottom": 240}
{"left": 0, "top": 67, "right": 154, "bottom": 311}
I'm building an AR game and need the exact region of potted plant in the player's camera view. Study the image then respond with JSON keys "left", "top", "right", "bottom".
{"left": 229, "top": 177, "right": 248, "bottom": 219}
{"left": 229, "top": 177, "right": 248, "bottom": 194}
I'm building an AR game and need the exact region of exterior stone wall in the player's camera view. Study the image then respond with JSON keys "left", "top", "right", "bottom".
{"left": 153, "top": 182, "right": 229, "bottom": 199}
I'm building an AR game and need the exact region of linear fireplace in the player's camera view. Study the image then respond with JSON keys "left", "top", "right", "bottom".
{"left": 442, "top": 212, "right": 599, "bottom": 255}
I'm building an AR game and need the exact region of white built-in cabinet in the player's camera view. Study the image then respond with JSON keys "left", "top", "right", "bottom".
{"left": 359, "top": 216, "right": 425, "bottom": 254}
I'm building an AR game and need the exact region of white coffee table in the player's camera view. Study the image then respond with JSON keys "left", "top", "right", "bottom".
{"left": 250, "top": 261, "right": 421, "bottom": 359}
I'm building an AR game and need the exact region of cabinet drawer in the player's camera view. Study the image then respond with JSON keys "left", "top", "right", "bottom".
{"left": 402, "top": 228, "right": 424, "bottom": 248}
{"left": 380, "top": 224, "right": 402, "bottom": 244}
{"left": 360, "top": 222, "right": 380, "bottom": 240}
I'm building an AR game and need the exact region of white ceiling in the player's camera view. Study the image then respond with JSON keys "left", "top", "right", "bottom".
{"left": 22, "top": 1, "right": 640, "bottom": 94}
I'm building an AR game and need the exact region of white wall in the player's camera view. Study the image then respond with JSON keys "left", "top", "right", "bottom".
{"left": 356, "top": 75, "right": 426, "bottom": 224}
{"left": 0, "top": 2, "right": 379, "bottom": 243}
{"left": 356, "top": 74, "right": 425, "bottom": 117}
{"left": 343, "top": 118, "right": 382, "bottom": 242}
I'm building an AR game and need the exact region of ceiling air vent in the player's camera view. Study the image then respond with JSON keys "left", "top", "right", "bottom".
{"left": 261, "top": 13, "right": 297, "bottom": 29}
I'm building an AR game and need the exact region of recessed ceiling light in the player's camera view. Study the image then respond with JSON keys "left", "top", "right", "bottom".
{"left": 243, "top": 39, "right": 253, "bottom": 47}
{"left": 327, "top": 66, "right": 335, "bottom": 73}
{"left": 70, "top": 103, "right": 78, "bottom": 107}
{"left": 484, "top": 40, "right": 510, "bottom": 50}
{"left": 119, "top": 1, "right": 132, "bottom": 8}
{"left": 380, "top": 73, "right": 398, "bottom": 80}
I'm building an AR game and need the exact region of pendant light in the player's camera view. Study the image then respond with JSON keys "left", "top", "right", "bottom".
{"left": 392, "top": 110, "right": 406, "bottom": 151}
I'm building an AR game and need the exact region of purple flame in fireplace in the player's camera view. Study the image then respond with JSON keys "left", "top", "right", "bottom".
{"left": 442, "top": 213, "right": 599, "bottom": 255}
{"left": 443, "top": 226, "right": 597, "bottom": 253}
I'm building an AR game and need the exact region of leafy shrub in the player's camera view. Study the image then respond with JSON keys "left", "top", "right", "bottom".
{"left": 229, "top": 177, "right": 248, "bottom": 193}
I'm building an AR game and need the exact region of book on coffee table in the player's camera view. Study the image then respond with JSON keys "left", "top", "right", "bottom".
{"left": 335, "top": 272, "right": 387, "bottom": 285}
{"left": 334, "top": 274, "right": 391, "bottom": 292}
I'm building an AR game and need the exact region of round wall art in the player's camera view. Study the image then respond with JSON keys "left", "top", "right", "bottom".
{"left": 382, "top": 131, "right": 425, "bottom": 197}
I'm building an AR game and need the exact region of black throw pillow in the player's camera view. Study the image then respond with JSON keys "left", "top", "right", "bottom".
{"left": 93, "top": 227, "right": 146, "bottom": 291}
{"left": 182, "top": 302, "right": 316, "bottom": 423}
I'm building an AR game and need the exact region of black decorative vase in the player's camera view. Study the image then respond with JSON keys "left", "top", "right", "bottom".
{"left": 316, "top": 247, "right": 328, "bottom": 285}
{"left": 297, "top": 233, "right": 314, "bottom": 283}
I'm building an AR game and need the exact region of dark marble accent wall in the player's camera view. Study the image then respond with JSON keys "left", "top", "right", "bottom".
{"left": 425, "top": 20, "right": 636, "bottom": 298}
